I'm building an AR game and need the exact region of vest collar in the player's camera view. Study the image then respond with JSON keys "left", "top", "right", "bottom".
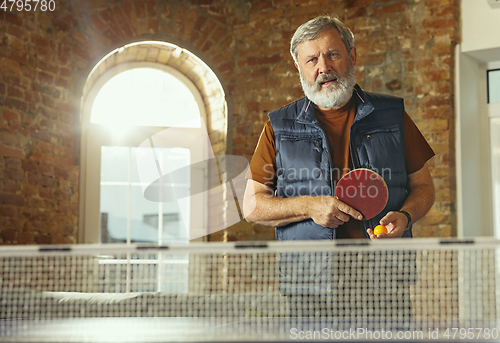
{"left": 296, "top": 97, "right": 319, "bottom": 125}
{"left": 353, "top": 84, "right": 375, "bottom": 123}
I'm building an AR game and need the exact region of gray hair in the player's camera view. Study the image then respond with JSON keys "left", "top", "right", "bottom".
{"left": 290, "top": 15, "right": 355, "bottom": 64}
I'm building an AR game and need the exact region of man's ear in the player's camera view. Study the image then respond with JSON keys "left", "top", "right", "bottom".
{"left": 294, "top": 62, "right": 299, "bottom": 71}
{"left": 350, "top": 47, "right": 357, "bottom": 65}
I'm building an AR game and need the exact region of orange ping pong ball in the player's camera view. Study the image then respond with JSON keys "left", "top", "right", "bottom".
{"left": 373, "top": 225, "right": 388, "bottom": 236}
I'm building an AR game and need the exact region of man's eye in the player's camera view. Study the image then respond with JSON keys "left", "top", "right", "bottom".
{"left": 330, "top": 53, "right": 338, "bottom": 58}
{"left": 307, "top": 58, "right": 316, "bottom": 63}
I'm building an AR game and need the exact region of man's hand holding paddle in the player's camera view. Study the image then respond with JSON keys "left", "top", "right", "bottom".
{"left": 307, "top": 196, "right": 363, "bottom": 229}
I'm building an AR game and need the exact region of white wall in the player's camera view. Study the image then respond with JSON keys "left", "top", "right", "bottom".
{"left": 462, "top": 0, "right": 500, "bottom": 56}
{"left": 456, "top": 51, "right": 493, "bottom": 237}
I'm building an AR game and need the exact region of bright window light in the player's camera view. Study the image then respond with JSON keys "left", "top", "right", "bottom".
{"left": 91, "top": 68, "right": 201, "bottom": 128}
{"left": 487, "top": 69, "right": 500, "bottom": 104}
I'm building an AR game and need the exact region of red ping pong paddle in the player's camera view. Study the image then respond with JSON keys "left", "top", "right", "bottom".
{"left": 335, "top": 168, "right": 388, "bottom": 220}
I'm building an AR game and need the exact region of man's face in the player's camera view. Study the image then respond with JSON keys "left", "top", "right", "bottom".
{"left": 295, "top": 28, "right": 357, "bottom": 110}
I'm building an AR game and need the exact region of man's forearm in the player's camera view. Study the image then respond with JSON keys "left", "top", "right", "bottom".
{"left": 400, "top": 182, "right": 435, "bottom": 225}
{"left": 244, "top": 192, "right": 313, "bottom": 227}
{"left": 399, "top": 163, "right": 436, "bottom": 226}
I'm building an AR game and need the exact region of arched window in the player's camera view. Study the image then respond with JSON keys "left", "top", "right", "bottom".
{"left": 80, "top": 62, "right": 209, "bottom": 244}
{"left": 91, "top": 67, "right": 202, "bottom": 128}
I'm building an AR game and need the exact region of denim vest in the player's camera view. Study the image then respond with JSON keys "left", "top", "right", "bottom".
{"left": 269, "top": 84, "right": 412, "bottom": 240}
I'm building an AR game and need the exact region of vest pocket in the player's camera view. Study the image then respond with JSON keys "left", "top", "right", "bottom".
{"left": 356, "top": 125, "right": 406, "bottom": 176}
{"left": 278, "top": 136, "right": 323, "bottom": 182}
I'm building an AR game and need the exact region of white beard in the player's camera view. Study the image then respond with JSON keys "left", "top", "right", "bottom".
{"left": 299, "top": 63, "right": 356, "bottom": 109}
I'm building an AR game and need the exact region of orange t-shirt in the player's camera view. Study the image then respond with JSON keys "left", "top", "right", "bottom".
{"left": 247, "top": 96, "right": 435, "bottom": 238}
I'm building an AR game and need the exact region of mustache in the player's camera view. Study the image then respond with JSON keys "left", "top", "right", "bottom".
{"left": 316, "top": 73, "right": 338, "bottom": 84}
{"left": 313, "top": 73, "right": 340, "bottom": 90}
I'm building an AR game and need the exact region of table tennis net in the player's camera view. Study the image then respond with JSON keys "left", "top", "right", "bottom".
{"left": 1, "top": 239, "right": 499, "bottom": 341}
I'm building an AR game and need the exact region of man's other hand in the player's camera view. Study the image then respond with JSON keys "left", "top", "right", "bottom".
{"left": 367, "top": 211, "right": 407, "bottom": 240}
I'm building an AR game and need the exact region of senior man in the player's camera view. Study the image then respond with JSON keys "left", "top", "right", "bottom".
{"left": 243, "top": 15, "right": 435, "bottom": 241}
{"left": 242, "top": 15, "right": 435, "bottom": 318}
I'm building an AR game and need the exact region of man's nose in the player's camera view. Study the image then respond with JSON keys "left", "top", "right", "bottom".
{"left": 317, "top": 56, "right": 331, "bottom": 73}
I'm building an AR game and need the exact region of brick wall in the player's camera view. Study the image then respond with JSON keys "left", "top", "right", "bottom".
{"left": 0, "top": 0, "right": 459, "bottom": 244}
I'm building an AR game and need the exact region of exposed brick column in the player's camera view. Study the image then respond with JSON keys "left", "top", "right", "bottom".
{"left": 0, "top": 5, "right": 80, "bottom": 244}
